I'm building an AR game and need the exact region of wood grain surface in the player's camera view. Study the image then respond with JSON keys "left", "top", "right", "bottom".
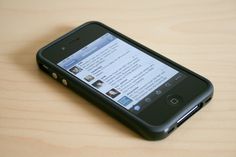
{"left": 0, "top": 0, "right": 236, "bottom": 156}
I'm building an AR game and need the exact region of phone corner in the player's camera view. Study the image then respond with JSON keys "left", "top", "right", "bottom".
{"left": 142, "top": 130, "right": 169, "bottom": 141}
{"left": 36, "top": 47, "right": 44, "bottom": 60}
{"left": 202, "top": 76, "right": 214, "bottom": 99}
{"left": 136, "top": 123, "right": 171, "bottom": 140}
{"left": 81, "top": 21, "right": 105, "bottom": 27}
{"left": 36, "top": 46, "right": 48, "bottom": 66}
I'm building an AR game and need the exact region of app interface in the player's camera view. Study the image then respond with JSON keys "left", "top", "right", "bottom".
{"left": 58, "top": 33, "right": 185, "bottom": 113}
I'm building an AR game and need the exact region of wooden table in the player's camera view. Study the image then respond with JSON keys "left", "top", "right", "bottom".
{"left": 0, "top": 0, "right": 236, "bottom": 156}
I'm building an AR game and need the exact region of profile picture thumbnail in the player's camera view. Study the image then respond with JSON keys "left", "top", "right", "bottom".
{"left": 84, "top": 75, "right": 95, "bottom": 82}
{"left": 92, "top": 80, "right": 103, "bottom": 89}
{"left": 69, "top": 66, "right": 82, "bottom": 75}
{"left": 106, "top": 88, "right": 120, "bottom": 98}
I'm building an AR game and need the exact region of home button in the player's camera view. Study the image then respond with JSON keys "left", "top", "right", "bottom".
{"left": 166, "top": 94, "right": 183, "bottom": 106}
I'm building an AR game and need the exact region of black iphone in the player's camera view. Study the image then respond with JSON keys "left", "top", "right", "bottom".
{"left": 36, "top": 21, "right": 213, "bottom": 140}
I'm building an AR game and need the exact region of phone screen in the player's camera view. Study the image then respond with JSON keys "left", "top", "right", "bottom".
{"left": 58, "top": 33, "right": 186, "bottom": 113}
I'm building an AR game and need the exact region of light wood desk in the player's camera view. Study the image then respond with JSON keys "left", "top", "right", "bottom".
{"left": 0, "top": 0, "right": 236, "bottom": 156}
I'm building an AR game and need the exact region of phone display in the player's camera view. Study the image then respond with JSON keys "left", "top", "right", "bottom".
{"left": 58, "top": 33, "right": 186, "bottom": 113}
